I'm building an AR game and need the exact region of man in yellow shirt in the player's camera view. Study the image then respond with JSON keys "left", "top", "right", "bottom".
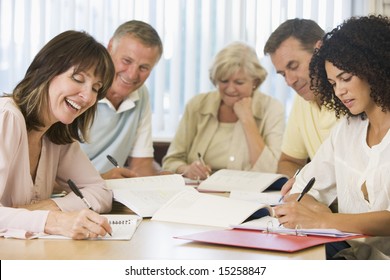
{"left": 264, "top": 18, "right": 339, "bottom": 179}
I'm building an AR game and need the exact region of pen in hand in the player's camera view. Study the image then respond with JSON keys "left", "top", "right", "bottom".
{"left": 278, "top": 168, "right": 301, "bottom": 203}
{"left": 107, "top": 154, "right": 120, "bottom": 168}
{"left": 197, "top": 152, "right": 206, "bottom": 166}
{"left": 67, "top": 179, "right": 94, "bottom": 210}
{"left": 67, "top": 179, "right": 112, "bottom": 237}
{"left": 296, "top": 177, "right": 316, "bottom": 202}
{"left": 197, "top": 152, "right": 210, "bottom": 178}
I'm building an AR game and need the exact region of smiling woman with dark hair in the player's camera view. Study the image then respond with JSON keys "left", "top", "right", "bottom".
{"left": 0, "top": 30, "right": 115, "bottom": 239}
{"left": 274, "top": 15, "right": 390, "bottom": 259}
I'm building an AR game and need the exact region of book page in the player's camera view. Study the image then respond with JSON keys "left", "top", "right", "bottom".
{"left": 152, "top": 189, "right": 272, "bottom": 228}
{"left": 197, "top": 169, "right": 287, "bottom": 192}
{"left": 230, "top": 190, "right": 282, "bottom": 206}
{"left": 106, "top": 174, "right": 193, "bottom": 217}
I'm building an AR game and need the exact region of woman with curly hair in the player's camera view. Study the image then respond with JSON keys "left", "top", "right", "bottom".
{"left": 274, "top": 15, "right": 390, "bottom": 259}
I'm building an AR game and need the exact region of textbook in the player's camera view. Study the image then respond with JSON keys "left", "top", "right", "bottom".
{"left": 105, "top": 174, "right": 193, "bottom": 217}
{"left": 151, "top": 188, "right": 274, "bottom": 228}
{"left": 0, "top": 214, "right": 142, "bottom": 240}
{"left": 229, "top": 190, "right": 281, "bottom": 206}
{"left": 197, "top": 169, "right": 288, "bottom": 193}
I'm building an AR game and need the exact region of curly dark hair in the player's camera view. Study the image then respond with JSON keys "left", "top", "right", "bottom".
{"left": 309, "top": 15, "right": 390, "bottom": 119}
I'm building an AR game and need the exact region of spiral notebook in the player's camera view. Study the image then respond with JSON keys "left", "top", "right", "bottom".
{"left": 0, "top": 214, "right": 142, "bottom": 240}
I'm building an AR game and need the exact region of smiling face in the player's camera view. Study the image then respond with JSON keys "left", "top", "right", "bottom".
{"left": 325, "top": 61, "right": 373, "bottom": 116}
{"left": 106, "top": 34, "right": 160, "bottom": 107}
{"left": 270, "top": 37, "right": 316, "bottom": 101}
{"left": 47, "top": 67, "right": 102, "bottom": 126}
{"left": 217, "top": 68, "right": 256, "bottom": 107}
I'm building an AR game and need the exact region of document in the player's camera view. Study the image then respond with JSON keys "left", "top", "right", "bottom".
{"left": 232, "top": 217, "right": 362, "bottom": 237}
{"left": 197, "top": 169, "right": 288, "bottom": 193}
{"left": 106, "top": 174, "right": 193, "bottom": 217}
{"left": 151, "top": 188, "right": 274, "bottom": 228}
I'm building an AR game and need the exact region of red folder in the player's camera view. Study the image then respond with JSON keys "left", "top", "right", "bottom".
{"left": 175, "top": 229, "right": 365, "bottom": 253}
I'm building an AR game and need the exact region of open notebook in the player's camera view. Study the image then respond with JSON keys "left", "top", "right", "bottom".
{"left": 0, "top": 214, "right": 142, "bottom": 240}
{"left": 106, "top": 174, "right": 193, "bottom": 217}
{"left": 197, "top": 169, "right": 288, "bottom": 192}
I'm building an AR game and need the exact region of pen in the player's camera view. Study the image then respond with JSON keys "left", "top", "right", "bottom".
{"left": 278, "top": 168, "right": 301, "bottom": 203}
{"left": 197, "top": 152, "right": 210, "bottom": 179}
{"left": 296, "top": 177, "right": 316, "bottom": 202}
{"left": 107, "top": 154, "right": 120, "bottom": 168}
{"left": 67, "top": 179, "right": 112, "bottom": 237}
{"left": 67, "top": 179, "right": 94, "bottom": 210}
{"left": 197, "top": 152, "right": 206, "bottom": 166}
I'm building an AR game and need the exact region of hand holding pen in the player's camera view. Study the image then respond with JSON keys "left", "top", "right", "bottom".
{"left": 296, "top": 177, "right": 316, "bottom": 202}
{"left": 197, "top": 152, "right": 211, "bottom": 178}
{"left": 278, "top": 168, "right": 301, "bottom": 203}
{"left": 180, "top": 153, "right": 211, "bottom": 181}
{"left": 102, "top": 154, "right": 139, "bottom": 179}
{"left": 274, "top": 177, "right": 316, "bottom": 228}
{"left": 67, "top": 179, "right": 112, "bottom": 237}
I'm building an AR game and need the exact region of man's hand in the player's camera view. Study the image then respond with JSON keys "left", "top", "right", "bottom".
{"left": 101, "top": 167, "right": 139, "bottom": 179}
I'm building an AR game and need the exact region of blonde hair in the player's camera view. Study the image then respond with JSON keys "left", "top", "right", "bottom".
{"left": 209, "top": 42, "right": 267, "bottom": 90}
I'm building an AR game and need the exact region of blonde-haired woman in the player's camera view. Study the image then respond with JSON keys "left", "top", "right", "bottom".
{"left": 163, "top": 42, "right": 285, "bottom": 180}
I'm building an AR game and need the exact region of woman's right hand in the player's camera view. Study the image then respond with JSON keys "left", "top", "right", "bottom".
{"left": 179, "top": 161, "right": 211, "bottom": 180}
{"left": 45, "top": 209, "right": 112, "bottom": 239}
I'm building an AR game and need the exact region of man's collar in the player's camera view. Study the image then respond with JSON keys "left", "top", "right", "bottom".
{"left": 99, "top": 90, "right": 140, "bottom": 113}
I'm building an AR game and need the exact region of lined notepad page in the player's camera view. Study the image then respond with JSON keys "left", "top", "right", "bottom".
{"left": 0, "top": 214, "right": 142, "bottom": 240}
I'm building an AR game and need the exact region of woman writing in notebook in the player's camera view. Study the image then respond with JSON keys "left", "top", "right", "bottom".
{"left": 274, "top": 15, "right": 390, "bottom": 259}
{"left": 162, "top": 42, "right": 285, "bottom": 180}
{"left": 0, "top": 31, "right": 114, "bottom": 239}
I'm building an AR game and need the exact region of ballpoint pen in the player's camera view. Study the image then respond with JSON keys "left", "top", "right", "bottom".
{"left": 197, "top": 152, "right": 210, "bottom": 179}
{"left": 296, "top": 177, "right": 316, "bottom": 202}
{"left": 67, "top": 179, "right": 94, "bottom": 210}
{"left": 197, "top": 152, "right": 206, "bottom": 166}
{"left": 67, "top": 179, "right": 112, "bottom": 236}
{"left": 278, "top": 168, "right": 301, "bottom": 203}
{"left": 107, "top": 154, "right": 120, "bottom": 168}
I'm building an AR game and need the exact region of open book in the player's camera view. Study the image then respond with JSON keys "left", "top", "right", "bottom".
{"left": 230, "top": 190, "right": 282, "bottom": 206}
{"left": 151, "top": 188, "right": 273, "bottom": 228}
{"left": 105, "top": 174, "right": 193, "bottom": 217}
{"left": 197, "top": 169, "right": 288, "bottom": 193}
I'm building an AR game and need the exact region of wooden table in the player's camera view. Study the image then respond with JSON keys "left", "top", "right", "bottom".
{"left": 0, "top": 217, "right": 325, "bottom": 260}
